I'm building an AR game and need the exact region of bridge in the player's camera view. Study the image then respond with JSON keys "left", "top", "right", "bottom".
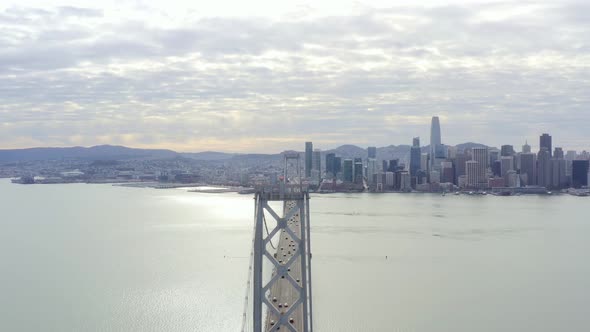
{"left": 241, "top": 154, "right": 313, "bottom": 332}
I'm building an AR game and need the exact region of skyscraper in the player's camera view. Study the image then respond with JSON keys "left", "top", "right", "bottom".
{"left": 472, "top": 147, "right": 489, "bottom": 184}
{"left": 551, "top": 158, "right": 566, "bottom": 189}
{"left": 312, "top": 149, "right": 321, "bottom": 174}
{"left": 553, "top": 147, "right": 564, "bottom": 159}
{"left": 455, "top": 153, "right": 467, "bottom": 185}
{"left": 430, "top": 116, "right": 441, "bottom": 169}
{"left": 466, "top": 160, "right": 480, "bottom": 188}
{"left": 540, "top": 134, "right": 552, "bottom": 157}
{"left": 343, "top": 159, "right": 353, "bottom": 182}
{"left": 537, "top": 149, "right": 551, "bottom": 188}
{"left": 500, "top": 156, "right": 514, "bottom": 178}
{"left": 410, "top": 137, "right": 421, "bottom": 177}
{"left": 522, "top": 141, "right": 531, "bottom": 153}
{"left": 501, "top": 145, "right": 515, "bottom": 157}
{"left": 305, "top": 142, "right": 313, "bottom": 178}
{"left": 325, "top": 153, "right": 336, "bottom": 177}
{"left": 367, "top": 146, "right": 377, "bottom": 159}
{"left": 520, "top": 153, "right": 536, "bottom": 186}
{"left": 572, "top": 160, "right": 590, "bottom": 188}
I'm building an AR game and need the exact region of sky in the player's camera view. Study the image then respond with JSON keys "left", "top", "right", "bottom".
{"left": 0, "top": 0, "right": 588, "bottom": 153}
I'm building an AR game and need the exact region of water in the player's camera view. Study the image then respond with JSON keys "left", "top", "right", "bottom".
{"left": 1, "top": 179, "right": 589, "bottom": 331}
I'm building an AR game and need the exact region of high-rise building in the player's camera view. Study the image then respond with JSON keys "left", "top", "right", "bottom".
{"left": 472, "top": 147, "right": 489, "bottom": 184}
{"left": 312, "top": 149, "right": 321, "bottom": 174}
{"left": 420, "top": 153, "right": 429, "bottom": 173}
{"left": 385, "top": 172, "right": 395, "bottom": 188}
{"left": 343, "top": 159, "right": 353, "bottom": 182}
{"left": 367, "top": 159, "right": 377, "bottom": 185}
{"left": 566, "top": 150, "right": 577, "bottom": 161}
{"left": 522, "top": 141, "right": 531, "bottom": 153}
{"left": 413, "top": 137, "right": 420, "bottom": 147}
{"left": 492, "top": 160, "right": 502, "bottom": 177}
{"left": 551, "top": 158, "right": 566, "bottom": 189}
{"left": 466, "top": 160, "right": 480, "bottom": 187}
{"left": 410, "top": 137, "right": 421, "bottom": 177}
{"left": 537, "top": 149, "right": 551, "bottom": 188}
{"left": 305, "top": 142, "right": 313, "bottom": 177}
{"left": 334, "top": 157, "right": 342, "bottom": 175}
{"left": 367, "top": 146, "right": 377, "bottom": 159}
{"left": 520, "top": 153, "right": 536, "bottom": 186}
{"left": 354, "top": 161, "right": 363, "bottom": 184}
{"left": 501, "top": 145, "right": 515, "bottom": 157}
{"left": 441, "top": 161, "right": 454, "bottom": 183}
{"left": 455, "top": 153, "right": 467, "bottom": 184}
{"left": 553, "top": 147, "right": 564, "bottom": 159}
{"left": 500, "top": 156, "right": 514, "bottom": 178}
{"left": 447, "top": 146, "right": 457, "bottom": 160}
{"left": 489, "top": 150, "right": 500, "bottom": 166}
{"left": 430, "top": 116, "right": 442, "bottom": 170}
{"left": 572, "top": 160, "right": 589, "bottom": 188}
{"left": 540, "top": 134, "right": 552, "bottom": 157}
{"left": 325, "top": 153, "right": 336, "bottom": 177}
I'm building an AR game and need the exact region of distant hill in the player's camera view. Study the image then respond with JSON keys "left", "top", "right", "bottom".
{"left": 182, "top": 151, "right": 235, "bottom": 160}
{"left": 0, "top": 145, "right": 179, "bottom": 162}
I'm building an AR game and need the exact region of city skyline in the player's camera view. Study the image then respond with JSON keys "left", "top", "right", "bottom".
{"left": 1, "top": 1, "right": 589, "bottom": 152}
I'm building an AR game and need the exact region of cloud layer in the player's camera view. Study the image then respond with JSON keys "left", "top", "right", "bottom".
{"left": 1, "top": 2, "right": 589, "bottom": 152}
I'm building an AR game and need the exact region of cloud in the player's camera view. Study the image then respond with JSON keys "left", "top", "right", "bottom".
{"left": 0, "top": 2, "right": 588, "bottom": 152}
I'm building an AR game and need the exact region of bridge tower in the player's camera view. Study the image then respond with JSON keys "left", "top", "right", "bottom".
{"left": 249, "top": 153, "right": 313, "bottom": 332}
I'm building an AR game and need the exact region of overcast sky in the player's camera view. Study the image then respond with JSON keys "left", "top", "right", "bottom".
{"left": 1, "top": 0, "right": 588, "bottom": 152}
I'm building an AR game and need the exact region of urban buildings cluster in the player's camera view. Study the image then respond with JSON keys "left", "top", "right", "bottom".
{"left": 305, "top": 116, "right": 590, "bottom": 194}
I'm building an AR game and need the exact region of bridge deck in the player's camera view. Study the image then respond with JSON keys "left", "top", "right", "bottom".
{"left": 265, "top": 200, "right": 303, "bottom": 331}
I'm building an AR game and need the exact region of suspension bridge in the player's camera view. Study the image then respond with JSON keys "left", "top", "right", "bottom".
{"left": 241, "top": 153, "right": 313, "bottom": 332}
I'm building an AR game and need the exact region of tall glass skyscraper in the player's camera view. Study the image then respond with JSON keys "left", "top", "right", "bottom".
{"left": 430, "top": 116, "right": 441, "bottom": 170}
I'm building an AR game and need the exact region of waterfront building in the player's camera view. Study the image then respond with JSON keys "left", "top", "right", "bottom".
{"left": 551, "top": 158, "right": 567, "bottom": 189}
{"left": 400, "top": 172, "right": 412, "bottom": 191}
{"left": 472, "top": 147, "right": 489, "bottom": 184}
{"left": 354, "top": 160, "right": 363, "bottom": 184}
{"left": 385, "top": 172, "right": 395, "bottom": 189}
{"left": 430, "top": 170, "right": 441, "bottom": 184}
{"left": 572, "top": 160, "right": 590, "bottom": 188}
{"left": 466, "top": 160, "right": 480, "bottom": 188}
{"left": 441, "top": 161, "right": 454, "bottom": 184}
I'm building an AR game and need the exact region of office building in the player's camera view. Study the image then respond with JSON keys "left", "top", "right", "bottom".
{"left": 537, "top": 149, "right": 551, "bottom": 188}
{"left": 501, "top": 145, "right": 515, "bottom": 156}
{"left": 553, "top": 147, "right": 564, "bottom": 160}
{"left": 466, "top": 160, "right": 480, "bottom": 187}
{"left": 441, "top": 161, "right": 454, "bottom": 183}
{"left": 551, "top": 158, "right": 566, "bottom": 189}
{"left": 325, "top": 153, "right": 336, "bottom": 177}
{"left": 410, "top": 137, "right": 421, "bottom": 177}
{"left": 472, "top": 147, "right": 489, "bottom": 184}
{"left": 455, "top": 153, "right": 467, "bottom": 185}
{"left": 572, "top": 160, "right": 589, "bottom": 188}
{"left": 305, "top": 142, "right": 313, "bottom": 177}
{"left": 343, "top": 159, "right": 353, "bottom": 182}
{"left": 312, "top": 149, "right": 321, "bottom": 173}
{"left": 500, "top": 156, "right": 514, "bottom": 178}
{"left": 522, "top": 141, "right": 531, "bottom": 153}
{"left": 540, "top": 134, "right": 552, "bottom": 157}
{"left": 367, "top": 158, "right": 377, "bottom": 185}
{"left": 520, "top": 153, "right": 536, "bottom": 186}
{"left": 430, "top": 116, "right": 442, "bottom": 170}
{"left": 354, "top": 160, "right": 363, "bottom": 184}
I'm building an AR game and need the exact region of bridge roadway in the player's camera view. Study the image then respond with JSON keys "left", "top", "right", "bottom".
{"left": 264, "top": 200, "right": 303, "bottom": 331}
